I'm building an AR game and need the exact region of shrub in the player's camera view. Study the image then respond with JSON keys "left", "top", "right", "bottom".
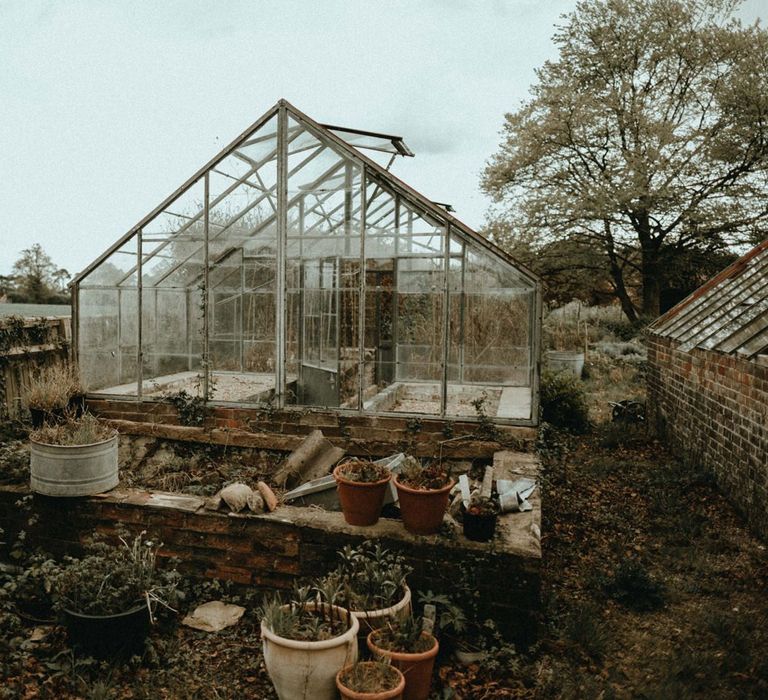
{"left": 539, "top": 371, "right": 590, "bottom": 433}
{"left": 602, "top": 559, "right": 664, "bottom": 612}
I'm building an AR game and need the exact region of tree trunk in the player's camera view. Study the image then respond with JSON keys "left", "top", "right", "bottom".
{"left": 640, "top": 241, "right": 661, "bottom": 318}
{"left": 603, "top": 221, "right": 638, "bottom": 322}
{"left": 637, "top": 212, "right": 661, "bottom": 318}
{"left": 611, "top": 269, "right": 638, "bottom": 323}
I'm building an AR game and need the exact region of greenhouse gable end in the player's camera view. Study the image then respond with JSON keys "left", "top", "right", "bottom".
{"left": 72, "top": 100, "right": 541, "bottom": 433}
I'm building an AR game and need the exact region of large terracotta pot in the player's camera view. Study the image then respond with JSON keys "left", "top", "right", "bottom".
{"left": 367, "top": 630, "right": 439, "bottom": 700}
{"left": 393, "top": 476, "right": 455, "bottom": 535}
{"left": 333, "top": 464, "right": 391, "bottom": 526}
{"left": 261, "top": 603, "right": 359, "bottom": 700}
{"left": 336, "top": 662, "right": 405, "bottom": 700}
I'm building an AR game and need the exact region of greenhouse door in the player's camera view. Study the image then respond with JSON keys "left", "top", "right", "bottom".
{"left": 297, "top": 257, "right": 340, "bottom": 407}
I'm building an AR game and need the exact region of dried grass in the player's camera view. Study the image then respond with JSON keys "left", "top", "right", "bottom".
{"left": 23, "top": 363, "right": 84, "bottom": 410}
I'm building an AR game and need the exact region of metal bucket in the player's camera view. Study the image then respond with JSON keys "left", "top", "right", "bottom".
{"left": 546, "top": 351, "right": 585, "bottom": 378}
{"left": 30, "top": 435, "right": 119, "bottom": 497}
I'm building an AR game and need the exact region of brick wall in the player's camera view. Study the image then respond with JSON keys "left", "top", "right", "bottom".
{"left": 646, "top": 334, "right": 768, "bottom": 538}
{"left": 87, "top": 398, "right": 537, "bottom": 458}
{"left": 0, "top": 484, "right": 541, "bottom": 649}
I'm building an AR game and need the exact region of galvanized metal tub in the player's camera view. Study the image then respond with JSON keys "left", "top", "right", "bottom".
{"left": 30, "top": 435, "right": 119, "bottom": 497}
{"left": 546, "top": 350, "right": 585, "bottom": 378}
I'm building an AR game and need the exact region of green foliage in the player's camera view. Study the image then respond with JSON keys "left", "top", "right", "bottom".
{"left": 0, "top": 441, "right": 28, "bottom": 485}
{"left": 482, "top": 0, "right": 768, "bottom": 319}
{"left": 470, "top": 394, "right": 502, "bottom": 442}
{"left": 8, "top": 244, "right": 70, "bottom": 304}
{"left": 54, "top": 531, "right": 181, "bottom": 617}
{"left": 597, "top": 317, "right": 643, "bottom": 342}
{"left": 560, "top": 601, "right": 609, "bottom": 660}
{"left": 371, "top": 614, "right": 435, "bottom": 654}
{"left": 316, "top": 541, "right": 411, "bottom": 612}
{"left": 165, "top": 389, "right": 209, "bottom": 427}
{"left": 259, "top": 585, "right": 352, "bottom": 642}
{"left": 539, "top": 370, "right": 590, "bottom": 433}
{"left": 602, "top": 559, "right": 665, "bottom": 612}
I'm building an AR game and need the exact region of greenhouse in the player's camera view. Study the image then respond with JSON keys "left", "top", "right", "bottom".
{"left": 72, "top": 100, "right": 541, "bottom": 424}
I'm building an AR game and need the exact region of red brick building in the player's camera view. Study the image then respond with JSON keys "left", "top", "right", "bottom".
{"left": 646, "top": 240, "right": 768, "bottom": 539}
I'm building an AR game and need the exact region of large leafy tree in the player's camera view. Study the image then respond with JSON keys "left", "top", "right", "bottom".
{"left": 482, "top": 0, "right": 768, "bottom": 320}
{"left": 10, "top": 244, "right": 69, "bottom": 303}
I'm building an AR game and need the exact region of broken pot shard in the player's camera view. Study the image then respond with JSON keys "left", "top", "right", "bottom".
{"left": 182, "top": 601, "right": 246, "bottom": 632}
{"left": 273, "top": 429, "right": 345, "bottom": 489}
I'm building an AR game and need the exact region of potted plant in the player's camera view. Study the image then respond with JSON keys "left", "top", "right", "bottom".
{"left": 23, "top": 364, "right": 85, "bottom": 428}
{"left": 419, "top": 563, "right": 498, "bottom": 666}
{"left": 393, "top": 457, "right": 455, "bottom": 535}
{"left": 333, "top": 458, "right": 392, "bottom": 526}
{"left": 29, "top": 413, "right": 118, "bottom": 497}
{"left": 462, "top": 495, "right": 500, "bottom": 542}
{"left": 53, "top": 531, "right": 180, "bottom": 658}
{"left": 336, "top": 661, "right": 405, "bottom": 700}
{"left": 367, "top": 615, "right": 439, "bottom": 700}
{"left": 316, "top": 541, "right": 412, "bottom": 640}
{"left": 260, "top": 585, "right": 359, "bottom": 700}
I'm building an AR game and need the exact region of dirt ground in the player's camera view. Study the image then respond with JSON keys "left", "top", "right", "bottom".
{"left": 1, "top": 351, "right": 767, "bottom": 698}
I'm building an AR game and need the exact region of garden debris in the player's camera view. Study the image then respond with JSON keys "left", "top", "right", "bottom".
{"left": 273, "top": 429, "right": 345, "bottom": 488}
{"left": 257, "top": 480, "right": 278, "bottom": 511}
{"left": 497, "top": 478, "right": 536, "bottom": 513}
{"left": 282, "top": 453, "right": 405, "bottom": 508}
{"left": 181, "top": 601, "right": 246, "bottom": 632}
{"left": 207, "top": 483, "right": 265, "bottom": 513}
{"left": 28, "top": 627, "right": 50, "bottom": 643}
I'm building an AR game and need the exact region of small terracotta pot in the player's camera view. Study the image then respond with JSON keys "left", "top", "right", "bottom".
{"left": 336, "top": 661, "right": 405, "bottom": 700}
{"left": 334, "top": 465, "right": 391, "bottom": 526}
{"left": 393, "top": 476, "right": 455, "bottom": 535}
{"left": 367, "top": 630, "right": 439, "bottom": 700}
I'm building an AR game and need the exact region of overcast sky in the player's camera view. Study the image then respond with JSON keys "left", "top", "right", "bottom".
{"left": 0, "top": 0, "right": 764, "bottom": 279}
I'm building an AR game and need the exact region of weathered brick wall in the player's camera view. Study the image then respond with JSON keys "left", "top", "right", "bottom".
{"left": 0, "top": 485, "right": 541, "bottom": 649}
{"left": 646, "top": 335, "right": 768, "bottom": 538}
{"left": 87, "top": 398, "right": 537, "bottom": 458}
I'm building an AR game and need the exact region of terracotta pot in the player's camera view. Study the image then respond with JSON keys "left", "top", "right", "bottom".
{"left": 336, "top": 662, "right": 405, "bottom": 700}
{"left": 261, "top": 602, "right": 359, "bottom": 700}
{"left": 334, "top": 465, "right": 391, "bottom": 526}
{"left": 393, "top": 476, "right": 455, "bottom": 535}
{"left": 367, "top": 630, "right": 439, "bottom": 700}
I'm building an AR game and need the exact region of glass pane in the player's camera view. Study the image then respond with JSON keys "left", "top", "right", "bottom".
{"left": 79, "top": 238, "right": 138, "bottom": 288}
{"left": 285, "top": 118, "right": 362, "bottom": 408}
{"left": 78, "top": 287, "right": 138, "bottom": 393}
{"left": 140, "top": 218, "right": 205, "bottom": 399}
{"left": 445, "top": 243, "right": 534, "bottom": 420}
{"left": 78, "top": 236, "right": 139, "bottom": 395}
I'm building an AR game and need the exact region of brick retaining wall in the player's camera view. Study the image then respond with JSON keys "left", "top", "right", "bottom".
{"left": 0, "top": 462, "right": 541, "bottom": 647}
{"left": 87, "top": 398, "right": 537, "bottom": 458}
{"left": 646, "top": 335, "right": 768, "bottom": 538}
